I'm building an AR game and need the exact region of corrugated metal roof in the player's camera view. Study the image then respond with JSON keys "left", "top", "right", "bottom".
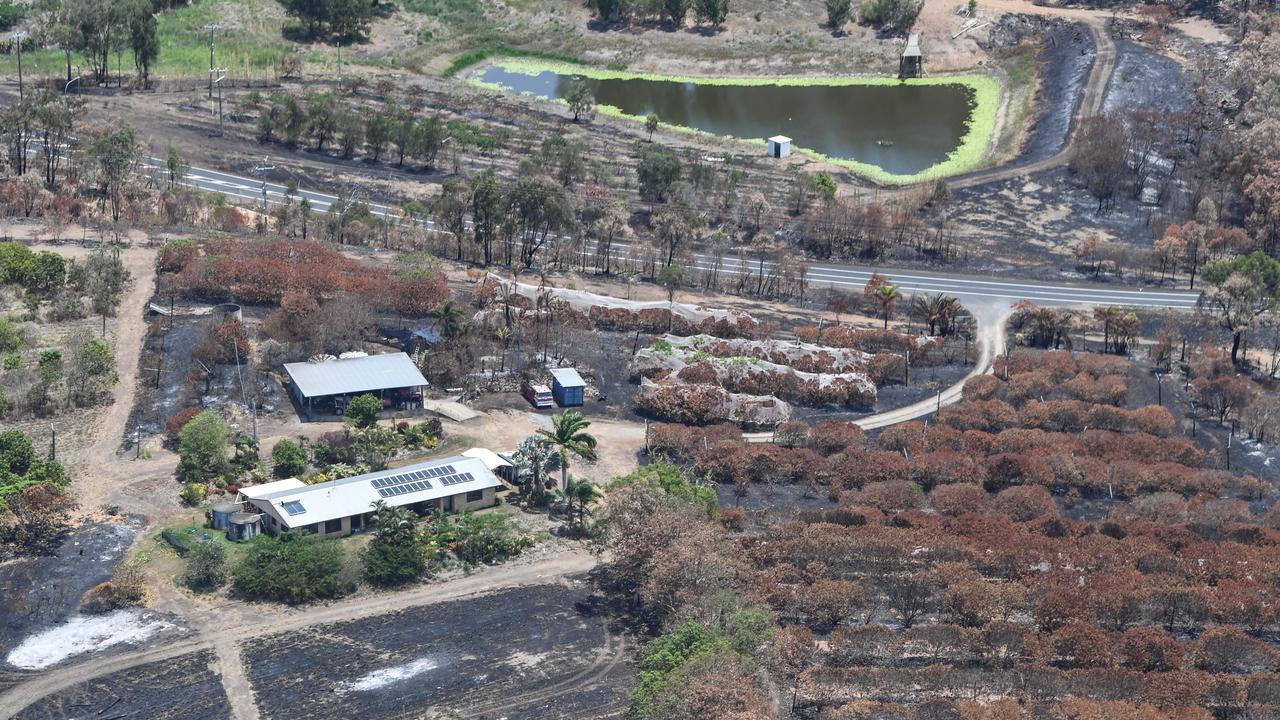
{"left": 462, "top": 447, "right": 514, "bottom": 471}
{"left": 550, "top": 367, "right": 585, "bottom": 388}
{"left": 904, "top": 33, "right": 922, "bottom": 57}
{"left": 238, "top": 478, "right": 306, "bottom": 500}
{"left": 248, "top": 455, "right": 501, "bottom": 530}
{"left": 283, "top": 352, "right": 427, "bottom": 399}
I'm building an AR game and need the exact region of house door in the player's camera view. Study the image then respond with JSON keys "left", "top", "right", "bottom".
{"left": 351, "top": 514, "right": 363, "bottom": 532}
{"left": 444, "top": 496, "right": 454, "bottom": 513}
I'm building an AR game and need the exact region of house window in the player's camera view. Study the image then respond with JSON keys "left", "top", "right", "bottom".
{"left": 466, "top": 490, "right": 484, "bottom": 503}
{"left": 325, "top": 518, "right": 342, "bottom": 534}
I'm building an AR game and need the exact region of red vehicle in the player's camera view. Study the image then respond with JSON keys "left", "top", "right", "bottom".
{"left": 521, "top": 381, "right": 553, "bottom": 409}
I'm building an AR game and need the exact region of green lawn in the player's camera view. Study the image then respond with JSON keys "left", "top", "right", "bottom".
{"left": 1, "top": 0, "right": 292, "bottom": 80}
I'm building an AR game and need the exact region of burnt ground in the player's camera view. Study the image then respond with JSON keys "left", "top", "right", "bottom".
{"left": 13, "top": 650, "right": 231, "bottom": 720}
{"left": 126, "top": 305, "right": 288, "bottom": 448}
{"left": 0, "top": 517, "right": 145, "bottom": 660}
{"left": 243, "top": 581, "right": 633, "bottom": 720}
{"left": 1101, "top": 39, "right": 1193, "bottom": 115}
{"left": 938, "top": 36, "right": 1197, "bottom": 278}
{"left": 997, "top": 18, "right": 1096, "bottom": 166}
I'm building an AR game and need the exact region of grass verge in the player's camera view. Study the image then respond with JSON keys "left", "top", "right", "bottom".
{"left": 442, "top": 45, "right": 588, "bottom": 78}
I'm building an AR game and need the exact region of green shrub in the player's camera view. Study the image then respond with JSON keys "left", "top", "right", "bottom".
{"left": 425, "top": 512, "right": 531, "bottom": 567}
{"left": 0, "top": 318, "right": 21, "bottom": 353}
{"left": 3, "top": 353, "right": 19, "bottom": 370}
{"left": 362, "top": 540, "right": 425, "bottom": 586}
{"left": 271, "top": 439, "right": 307, "bottom": 478}
{"left": 177, "top": 410, "right": 229, "bottom": 483}
{"left": 0, "top": 0, "right": 24, "bottom": 31}
{"left": 182, "top": 540, "right": 228, "bottom": 592}
{"left": 344, "top": 393, "right": 383, "bottom": 428}
{"left": 232, "top": 532, "right": 352, "bottom": 603}
{"left": 180, "top": 482, "right": 206, "bottom": 506}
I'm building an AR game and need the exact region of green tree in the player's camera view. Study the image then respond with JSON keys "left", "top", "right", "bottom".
{"left": 364, "top": 113, "right": 392, "bottom": 162}
{"left": 306, "top": 92, "right": 338, "bottom": 151}
{"left": 511, "top": 435, "right": 562, "bottom": 501}
{"left": 0, "top": 429, "right": 36, "bottom": 476}
{"left": 693, "top": 0, "right": 729, "bottom": 27}
{"left": 825, "top": 0, "right": 852, "bottom": 28}
{"left": 1200, "top": 251, "right": 1280, "bottom": 365}
{"left": 177, "top": 410, "right": 230, "bottom": 483}
{"left": 566, "top": 77, "right": 595, "bottom": 123}
{"left": 0, "top": 241, "right": 34, "bottom": 285}
{"left": 165, "top": 146, "right": 188, "bottom": 190}
{"left": 27, "top": 252, "right": 66, "bottom": 295}
{"left": 657, "top": 263, "right": 689, "bottom": 332}
{"left": 662, "top": 0, "right": 689, "bottom": 24}
{"left": 83, "top": 246, "right": 130, "bottom": 334}
{"left": 277, "top": 0, "right": 373, "bottom": 40}
{"left": 344, "top": 393, "right": 382, "bottom": 428}
{"left": 637, "top": 144, "right": 682, "bottom": 202}
{"left": 271, "top": 438, "right": 307, "bottom": 477}
{"left": 126, "top": 0, "right": 158, "bottom": 84}
{"left": 536, "top": 410, "right": 598, "bottom": 492}
{"left": 232, "top": 532, "right": 351, "bottom": 603}
{"left": 87, "top": 124, "right": 136, "bottom": 224}
{"left": 645, "top": 113, "right": 660, "bottom": 141}
{"left": 66, "top": 333, "right": 116, "bottom": 407}
{"left": 362, "top": 500, "right": 425, "bottom": 586}
{"left": 428, "top": 298, "right": 469, "bottom": 339}
{"left": 874, "top": 283, "right": 901, "bottom": 328}
{"left": 556, "top": 476, "right": 603, "bottom": 535}
{"left": 182, "top": 540, "right": 228, "bottom": 591}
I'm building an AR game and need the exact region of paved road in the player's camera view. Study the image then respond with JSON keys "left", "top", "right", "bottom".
{"left": 150, "top": 158, "right": 1201, "bottom": 311}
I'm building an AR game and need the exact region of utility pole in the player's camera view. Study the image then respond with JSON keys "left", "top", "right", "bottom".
{"left": 203, "top": 23, "right": 221, "bottom": 101}
{"left": 213, "top": 67, "right": 227, "bottom": 135}
{"left": 231, "top": 339, "right": 257, "bottom": 441}
{"left": 12, "top": 32, "right": 26, "bottom": 101}
{"left": 253, "top": 156, "right": 276, "bottom": 214}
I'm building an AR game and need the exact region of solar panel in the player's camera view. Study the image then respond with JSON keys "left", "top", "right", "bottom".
{"left": 282, "top": 500, "right": 306, "bottom": 515}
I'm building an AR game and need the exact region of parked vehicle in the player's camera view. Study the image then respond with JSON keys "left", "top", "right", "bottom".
{"left": 521, "top": 381, "right": 553, "bottom": 408}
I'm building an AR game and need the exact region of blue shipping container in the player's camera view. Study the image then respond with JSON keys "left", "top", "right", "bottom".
{"left": 550, "top": 368, "right": 585, "bottom": 407}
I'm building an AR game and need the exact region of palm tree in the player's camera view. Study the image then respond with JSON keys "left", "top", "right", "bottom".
{"left": 429, "top": 299, "right": 470, "bottom": 339}
{"left": 557, "top": 477, "right": 603, "bottom": 534}
{"left": 495, "top": 326, "right": 512, "bottom": 372}
{"left": 536, "top": 410, "right": 598, "bottom": 491}
{"left": 910, "top": 293, "right": 959, "bottom": 336}
{"left": 1093, "top": 305, "right": 1121, "bottom": 353}
{"left": 875, "top": 283, "right": 901, "bottom": 329}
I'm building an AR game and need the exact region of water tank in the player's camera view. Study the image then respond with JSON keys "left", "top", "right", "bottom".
{"left": 227, "top": 512, "right": 263, "bottom": 542}
{"left": 211, "top": 502, "right": 241, "bottom": 531}
{"left": 211, "top": 303, "right": 243, "bottom": 323}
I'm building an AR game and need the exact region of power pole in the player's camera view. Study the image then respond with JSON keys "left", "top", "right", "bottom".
{"left": 12, "top": 32, "right": 26, "bottom": 101}
{"left": 214, "top": 67, "right": 227, "bottom": 136}
{"left": 253, "top": 156, "right": 276, "bottom": 214}
{"left": 203, "top": 23, "right": 221, "bottom": 101}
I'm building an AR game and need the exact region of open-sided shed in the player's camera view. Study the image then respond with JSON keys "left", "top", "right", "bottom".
{"left": 283, "top": 352, "right": 427, "bottom": 418}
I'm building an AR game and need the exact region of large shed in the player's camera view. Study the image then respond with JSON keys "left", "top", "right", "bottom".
{"left": 283, "top": 352, "right": 427, "bottom": 418}
{"left": 242, "top": 454, "right": 503, "bottom": 538}
{"left": 550, "top": 368, "right": 586, "bottom": 407}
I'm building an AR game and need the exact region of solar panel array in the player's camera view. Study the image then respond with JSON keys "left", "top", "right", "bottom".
{"left": 371, "top": 464, "right": 476, "bottom": 498}
{"left": 282, "top": 500, "right": 306, "bottom": 516}
{"left": 441, "top": 472, "right": 475, "bottom": 487}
